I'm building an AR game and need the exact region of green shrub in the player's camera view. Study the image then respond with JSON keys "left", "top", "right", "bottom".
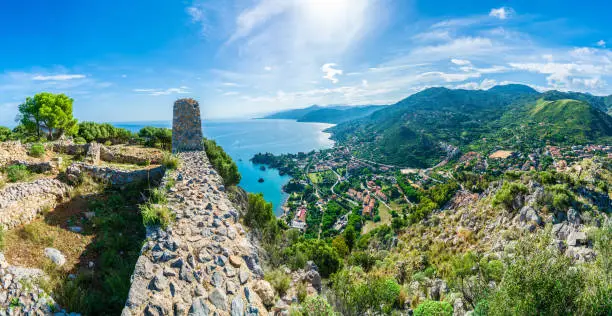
{"left": 6, "top": 164, "right": 30, "bottom": 182}
{"left": 0, "top": 126, "right": 12, "bottom": 141}
{"left": 265, "top": 269, "right": 291, "bottom": 296}
{"left": 140, "top": 204, "right": 175, "bottom": 228}
{"left": 204, "top": 138, "right": 241, "bottom": 186}
{"left": 414, "top": 300, "right": 453, "bottom": 316}
{"left": 285, "top": 239, "right": 342, "bottom": 277}
{"left": 245, "top": 193, "right": 274, "bottom": 230}
{"left": 492, "top": 182, "right": 528, "bottom": 211}
{"left": 73, "top": 137, "right": 87, "bottom": 144}
{"left": 161, "top": 153, "right": 180, "bottom": 170}
{"left": 298, "top": 295, "right": 336, "bottom": 316}
{"left": 29, "top": 143, "right": 45, "bottom": 157}
{"left": 486, "top": 232, "right": 584, "bottom": 315}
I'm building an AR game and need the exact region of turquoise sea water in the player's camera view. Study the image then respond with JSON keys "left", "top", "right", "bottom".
{"left": 114, "top": 119, "right": 335, "bottom": 215}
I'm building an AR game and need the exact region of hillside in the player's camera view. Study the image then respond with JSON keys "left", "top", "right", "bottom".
{"left": 330, "top": 85, "right": 612, "bottom": 168}
{"left": 263, "top": 104, "right": 386, "bottom": 124}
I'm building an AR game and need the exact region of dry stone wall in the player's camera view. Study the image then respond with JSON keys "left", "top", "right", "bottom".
{"left": 0, "top": 179, "right": 71, "bottom": 229}
{"left": 66, "top": 163, "right": 165, "bottom": 188}
{"left": 122, "top": 151, "right": 267, "bottom": 315}
{"left": 172, "top": 99, "right": 203, "bottom": 153}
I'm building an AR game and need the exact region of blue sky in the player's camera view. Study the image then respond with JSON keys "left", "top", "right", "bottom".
{"left": 1, "top": 0, "right": 611, "bottom": 126}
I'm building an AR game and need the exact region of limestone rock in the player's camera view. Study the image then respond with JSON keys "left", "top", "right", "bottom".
{"left": 44, "top": 248, "right": 66, "bottom": 266}
{"left": 253, "top": 280, "right": 275, "bottom": 306}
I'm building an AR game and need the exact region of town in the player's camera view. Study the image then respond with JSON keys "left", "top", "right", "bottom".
{"left": 252, "top": 142, "right": 612, "bottom": 239}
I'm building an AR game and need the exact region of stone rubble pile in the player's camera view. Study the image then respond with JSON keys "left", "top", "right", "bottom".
{"left": 0, "top": 253, "right": 58, "bottom": 315}
{"left": 122, "top": 151, "right": 268, "bottom": 316}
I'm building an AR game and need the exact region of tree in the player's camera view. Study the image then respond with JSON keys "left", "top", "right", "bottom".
{"left": 17, "top": 92, "right": 78, "bottom": 139}
{"left": 245, "top": 193, "right": 274, "bottom": 230}
{"left": 0, "top": 126, "right": 11, "bottom": 141}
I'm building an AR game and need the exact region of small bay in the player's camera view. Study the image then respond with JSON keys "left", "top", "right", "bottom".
{"left": 114, "top": 119, "right": 335, "bottom": 215}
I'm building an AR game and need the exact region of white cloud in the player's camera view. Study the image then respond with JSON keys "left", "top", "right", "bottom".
{"left": 455, "top": 79, "right": 498, "bottom": 90}
{"left": 451, "top": 59, "right": 472, "bottom": 66}
{"left": 419, "top": 71, "right": 481, "bottom": 82}
{"left": 186, "top": 6, "right": 204, "bottom": 22}
{"left": 321, "top": 63, "right": 343, "bottom": 83}
{"left": 264, "top": 66, "right": 272, "bottom": 71}
{"left": 133, "top": 87, "right": 190, "bottom": 96}
{"left": 223, "top": 91, "right": 240, "bottom": 96}
{"left": 362, "top": 79, "right": 368, "bottom": 87}
{"left": 489, "top": 7, "right": 514, "bottom": 20}
{"left": 32, "top": 74, "right": 86, "bottom": 81}
{"left": 597, "top": 40, "right": 606, "bottom": 48}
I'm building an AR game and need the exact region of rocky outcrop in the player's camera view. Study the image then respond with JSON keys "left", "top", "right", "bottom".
{"left": 122, "top": 151, "right": 267, "bottom": 315}
{"left": 66, "top": 163, "right": 164, "bottom": 188}
{"left": 0, "top": 179, "right": 71, "bottom": 229}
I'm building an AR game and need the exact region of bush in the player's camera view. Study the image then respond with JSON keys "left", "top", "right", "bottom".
{"left": 140, "top": 204, "right": 175, "bottom": 228}
{"left": 29, "top": 143, "right": 45, "bottom": 157}
{"left": 298, "top": 296, "right": 336, "bottom": 316}
{"left": 492, "top": 181, "right": 528, "bottom": 211}
{"left": 74, "top": 137, "right": 87, "bottom": 144}
{"left": 0, "top": 126, "right": 12, "bottom": 141}
{"left": 6, "top": 164, "right": 30, "bottom": 182}
{"left": 285, "top": 239, "right": 342, "bottom": 277}
{"left": 204, "top": 138, "right": 241, "bottom": 186}
{"left": 486, "top": 232, "right": 585, "bottom": 315}
{"left": 245, "top": 193, "right": 274, "bottom": 230}
{"left": 161, "top": 153, "right": 180, "bottom": 170}
{"left": 265, "top": 269, "right": 291, "bottom": 296}
{"left": 414, "top": 300, "right": 453, "bottom": 316}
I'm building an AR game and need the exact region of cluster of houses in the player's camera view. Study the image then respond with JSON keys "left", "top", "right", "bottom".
{"left": 347, "top": 188, "right": 378, "bottom": 217}
{"left": 547, "top": 145, "right": 612, "bottom": 160}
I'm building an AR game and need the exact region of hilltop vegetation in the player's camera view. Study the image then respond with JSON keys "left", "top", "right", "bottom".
{"left": 331, "top": 85, "right": 612, "bottom": 167}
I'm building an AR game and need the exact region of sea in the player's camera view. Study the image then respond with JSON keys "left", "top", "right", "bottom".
{"left": 114, "top": 119, "right": 335, "bottom": 215}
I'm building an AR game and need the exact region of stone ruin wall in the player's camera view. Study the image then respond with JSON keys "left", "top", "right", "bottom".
{"left": 122, "top": 152, "right": 268, "bottom": 316}
{"left": 172, "top": 98, "right": 204, "bottom": 153}
{"left": 0, "top": 179, "right": 71, "bottom": 230}
{"left": 122, "top": 99, "right": 269, "bottom": 315}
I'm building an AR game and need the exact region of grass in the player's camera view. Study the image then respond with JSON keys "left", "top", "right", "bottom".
{"left": 362, "top": 202, "right": 393, "bottom": 234}
{"left": 0, "top": 226, "right": 5, "bottom": 250}
{"left": 6, "top": 164, "right": 31, "bottom": 182}
{"left": 29, "top": 143, "right": 46, "bottom": 158}
{"left": 161, "top": 153, "right": 180, "bottom": 170}
{"left": 140, "top": 204, "right": 175, "bottom": 228}
{"left": 7, "top": 187, "right": 146, "bottom": 315}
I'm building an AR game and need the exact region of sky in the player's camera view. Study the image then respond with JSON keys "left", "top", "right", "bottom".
{"left": 1, "top": 0, "right": 611, "bottom": 126}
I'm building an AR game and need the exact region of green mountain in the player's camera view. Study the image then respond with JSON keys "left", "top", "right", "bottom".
{"left": 263, "top": 105, "right": 324, "bottom": 120}
{"left": 330, "top": 85, "right": 612, "bottom": 168}
{"left": 263, "top": 105, "right": 386, "bottom": 124}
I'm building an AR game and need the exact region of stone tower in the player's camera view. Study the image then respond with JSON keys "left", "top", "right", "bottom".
{"left": 172, "top": 98, "right": 204, "bottom": 153}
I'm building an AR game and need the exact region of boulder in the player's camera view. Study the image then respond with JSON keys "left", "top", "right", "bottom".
{"left": 44, "top": 248, "right": 66, "bottom": 266}
{"left": 253, "top": 280, "right": 275, "bottom": 306}
{"left": 567, "top": 231, "right": 587, "bottom": 247}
